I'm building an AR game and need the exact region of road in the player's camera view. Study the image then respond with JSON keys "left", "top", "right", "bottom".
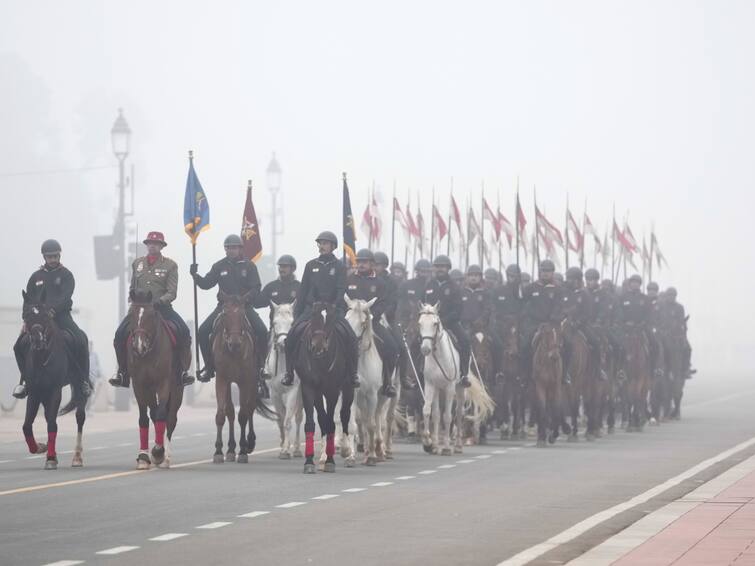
{"left": 1, "top": 375, "right": 754, "bottom": 566}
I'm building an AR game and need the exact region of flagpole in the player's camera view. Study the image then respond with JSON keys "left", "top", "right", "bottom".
{"left": 479, "top": 181, "right": 485, "bottom": 269}
{"left": 533, "top": 185, "right": 541, "bottom": 266}
{"left": 189, "top": 150, "right": 201, "bottom": 377}
{"left": 565, "top": 193, "right": 570, "bottom": 269}
{"left": 611, "top": 203, "right": 617, "bottom": 284}
{"left": 497, "top": 190, "right": 502, "bottom": 272}
{"left": 580, "top": 197, "right": 587, "bottom": 270}
{"left": 430, "top": 186, "right": 436, "bottom": 259}
{"left": 447, "top": 177, "right": 453, "bottom": 256}
{"left": 649, "top": 223, "right": 655, "bottom": 283}
{"left": 465, "top": 197, "right": 471, "bottom": 270}
{"left": 515, "top": 178, "right": 520, "bottom": 270}
{"left": 390, "top": 180, "right": 396, "bottom": 265}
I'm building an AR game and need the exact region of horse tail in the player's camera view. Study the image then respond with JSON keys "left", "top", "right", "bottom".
{"left": 255, "top": 394, "right": 278, "bottom": 421}
{"left": 59, "top": 379, "right": 89, "bottom": 416}
{"left": 466, "top": 372, "right": 496, "bottom": 422}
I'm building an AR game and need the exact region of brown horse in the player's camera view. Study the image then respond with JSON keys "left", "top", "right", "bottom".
{"left": 532, "top": 323, "right": 562, "bottom": 447}
{"left": 622, "top": 328, "right": 650, "bottom": 432}
{"left": 495, "top": 317, "right": 526, "bottom": 440}
{"left": 127, "top": 289, "right": 185, "bottom": 469}
{"left": 561, "top": 320, "right": 590, "bottom": 442}
{"left": 465, "top": 320, "right": 494, "bottom": 445}
{"left": 395, "top": 300, "right": 424, "bottom": 441}
{"left": 649, "top": 332, "right": 669, "bottom": 423}
{"left": 211, "top": 293, "right": 276, "bottom": 464}
{"left": 662, "top": 320, "right": 686, "bottom": 420}
{"left": 585, "top": 330, "right": 610, "bottom": 441}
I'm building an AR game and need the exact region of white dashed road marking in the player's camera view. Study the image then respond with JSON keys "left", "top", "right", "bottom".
{"left": 493, "top": 450, "right": 508, "bottom": 454}
{"left": 312, "top": 494, "right": 340, "bottom": 500}
{"left": 395, "top": 475, "right": 416, "bottom": 480}
{"left": 418, "top": 470, "right": 437, "bottom": 475}
{"left": 96, "top": 546, "right": 139, "bottom": 555}
{"left": 437, "top": 464, "right": 456, "bottom": 469}
{"left": 276, "top": 501, "right": 307, "bottom": 508}
{"left": 149, "top": 533, "right": 188, "bottom": 542}
{"left": 238, "top": 511, "right": 270, "bottom": 518}
{"left": 456, "top": 459, "right": 475, "bottom": 464}
{"left": 476, "top": 454, "right": 492, "bottom": 459}
{"left": 42, "top": 561, "right": 85, "bottom": 566}
{"left": 196, "top": 522, "right": 232, "bottom": 529}
{"left": 342, "top": 487, "right": 367, "bottom": 493}
{"left": 371, "top": 481, "right": 394, "bottom": 487}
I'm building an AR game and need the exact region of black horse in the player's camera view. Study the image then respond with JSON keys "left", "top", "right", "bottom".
{"left": 20, "top": 291, "right": 89, "bottom": 469}
{"left": 293, "top": 302, "right": 354, "bottom": 474}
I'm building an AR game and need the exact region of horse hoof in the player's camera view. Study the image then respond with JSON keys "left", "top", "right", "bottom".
{"left": 44, "top": 458, "right": 58, "bottom": 470}
{"left": 422, "top": 443, "right": 433, "bottom": 454}
{"left": 304, "top": 463, "right": 316, "bottom": 474}
{"left": 548, "top": 434, "right": 558, "bottom": 445}
{"left": 71, "top": 456, "right": 83, "bottom": 467}
{"left": 293, "top": 449, "right": 303, "bottom": 458}
{"left": 237, "top": 453, "right": 249, "bottom": 464}
{"left": 567, "top": 434, "right": 578, "bottom": 443}
{"left": 345, "top": 458, "right": 356, "bottom": 468}
{"left": 324, "top": 461, "right": 336, "bottom": 473}
{"left": 454, "top": 446, "right": 463, "bottom": 454}
{"left": 441, "top": 448, "right": 453, "bottom": 456}
{"left": 649, "top": 417, "right": 658, "bottom": 426}
{"left": 213, "top": 454, "right": 224, "bottom": 464}
{"left": 158, "top": 459, "right": 171, "bottom": 469}
{"left": 136, "top": 453, "right": 151, "bottom": 470}
{"left": 585, "top": 433, "right": 595, "bottom": 442}
{"left": 365, "top": 457, "right": 377, "bottom": 467}
{"left": 151, "top": 445, "right": 165, "bottom": 466}
{"left": 607, "top": 426, "right": 615, "bottom": 435}
{"left": 432, "top": 446, "right": 440, "bottom": 455}
{"left": 357, "top": 443, "right": 364, "bottom": 453}
{"left": 536, "top": 439, "right": 547, "bottom": 448}
{"left": 500, "top": 431, "right": 510, "bottom": 440}
{"left": 385, "top": 451, "right": 394, "bottom": 460}
{"left": 279, "top": 452, "right": 292, "bottom": 460}
{"left": 35, "top": 443, "right": 47, "bottom": 454}
{"left": 518, "top": 430, "right": 527, "bottom": 440}
{"left": 225, "top": 452, "right": 236, "bottom": 463}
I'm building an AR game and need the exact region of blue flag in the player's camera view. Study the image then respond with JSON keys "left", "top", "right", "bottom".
{"left": 183, "top": 158, "right": 210, "bottom": 243}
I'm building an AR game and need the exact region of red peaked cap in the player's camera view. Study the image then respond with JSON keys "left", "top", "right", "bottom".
{"left": 143, "top": 231, "right": 167, "bottom": 247}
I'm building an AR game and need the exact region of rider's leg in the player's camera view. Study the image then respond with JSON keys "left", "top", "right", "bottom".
{"left": 372, "top": 321, "right": 398, "bottom": 397}
{"left": 683, "top": 338, "right": 694, "bottom": 378}
{"left": 157, "top": 305, "right": 195, "bottom": 386}
{"left": 12, "top": 333, "right": 29, "bottom": 398}
{"left": 489, "top": 328, "right": 505, "bottom": 379}
{"left": 338, "top": 319, "right": 361, "bottom": 389}
{"left": 56, "top": 313, "right": 91, "bottom": 395}
{"left": 282, "top": 317, "right": 306, "bottom": 386}
{"left": 245, "top": 306, "right": 269, "bottom": 377}
{"left": 197, "top": 306, "right": 220, "bottom": 382}
{"left": 110, "top": 317, "right": 131, "bottom": 388}
{"left": 447, "top": 321, "right": 472, "bottom": 388}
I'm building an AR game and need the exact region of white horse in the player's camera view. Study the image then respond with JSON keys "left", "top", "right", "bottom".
{"left": 267, "top": 302, "right": 303, "bottom": 459}
{"left": 418, "top": 303, "right": 464, "bottom": 456}
{"left": 344, "top": 296, "right": 390, "bottom": 466}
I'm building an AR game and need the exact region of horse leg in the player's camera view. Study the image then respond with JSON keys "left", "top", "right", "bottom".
{"left": 322, "top": 392, "right": 337, "bottom": 473}
{"left": 340, "top": 385, "right": 355, "bottom": 466}
{"left": 421, "top": 381, "right": 435, "bottom": 453}
{"left": 42, "top": 388, "right": 61, "bottom": 469}
{"left": 384, "top": 396, "right": 396, "bottom": 459}
{"left": 72, "top": 405, "right": 85, "bottom": 467}
{"left": 225, "top": 383, "right": 237, "bottom": 462}
{"left": 274, "top": 390, "right": 288, "bottom": 458}
{"left": 22, "top": 394, "right": 45, "bottom": 455}
{"left": 294, "top": 391, "right": 304, "bottom": 458}
{"left": 134, "top": 390, "right": 151, "bottom": 469}
{"left": 211, "top": 376, "right": 227, "bottom": 463}
{"left": 301, "top": 381, "right": 317, "bottom": 474}
{"left": 237, "top": 377, "right": 251, "bottom": 464}
{"left": 535, "top": 380, "right": 547, "bottom": 447}
{"left": 151, "top": 378, "right": 171, "bottom": 467}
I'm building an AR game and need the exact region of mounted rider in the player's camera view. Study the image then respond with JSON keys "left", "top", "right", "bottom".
{"left": 255, "top": 254, "right": 300, "bottom": 313}
{"left": 461, "top": 264, "right": 504, "bottom": 381}
{"left": 389, "top": 261, "right": 407, "bottom": 284}
{"left": 13, "top": 239, "right": 91, "bottom": 399}
{"left": 613, "top": 274, "right": 650, "bottom": 380}
{"left": 394, "top": 259, "right": 432, "bottom": 388}
{"left": 563, "top": 267, "right": 603, "bottom": 381}
{"left": 483, "top": 267, "right": 502, "bottom": 289}
{"left": 646, "top": 281, "right": 665, "bottom": 378}
{"left": 491, "top": 263, "right": 524, "bottom": 344}
{"left": 345, "top": 249, "right": 399, "bottom": 397}
{"left": 520, "top": 259, "right": 566, "bottom": 382}
{"left": 421, "top": 255, "right": 472, "bottom": 388}
{"left": 660, "top": 287, "right": 695, "bottom": 379}
{"left": 110, "top": 231, "right": 194, "bottom": 388}
{"left": 281, "top": 231, "right": 360, "bottom": 389}
{"left": 191, "top": 234, "right": 268, "bottom": 383}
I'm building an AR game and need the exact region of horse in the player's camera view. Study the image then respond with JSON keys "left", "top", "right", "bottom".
{"left": 417, "top": 303, "right": 462, "bottom": 456}
{"left": 19, "top": 292, "right": 88, "bottom": 469}
{"left": 561, "top": 319, "right": 590, "bottom": 442}
{"left": 649, "top": 331, "right": 669, "bottom": 424}
{"left": 531, "top": 323, "right": 562, "bottom": 447}
{"left": 211, "top": 292, "right": 276, "bottom": 464}
{"left": 127, "top": 289, "right": 186, "bottom": 469}
{"left": 621, "top": 327, "right": 650, "bottom": 432}
{"left": 267, "top": 302, "right": 303, "bottom": 459}
{"left": 495, "top": 318, "right": 526, "bottom": 440}
{"left": 395, "top": 300, "right": 423, "bottom": 441}
{"left": 662, "top": 320, "right": 686, "bottom": 420}
{"left": 584, "top": 329, "right": 610, "bottom": 440}
{"left": 345, "top": 296, "right": 391, "bottom": 466}
{"left": 293, "top": 302, "right": 354, "bottom": 474}
{"left": 465, "top": 321, "right": 496, "bottom": 445}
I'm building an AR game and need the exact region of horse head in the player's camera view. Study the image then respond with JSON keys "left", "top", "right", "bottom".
{"left": 270, "top": 301, "right": 295, "bottom": 349}
{"left": 503, "top": 323, "right": 519, "bottom": 358}
{"left": 128, "top": 289, "right": 156, "bottom": 357}
{"left": 534, "top": 322, "right": 561, "bottom": 360}
{"left": 309, "top": 302, "right": 335, "bottom": 356}
{"left": 418, "top": 303, "right": 441, "bottom": 356}
{"left": 218, "top": 292, "right": 250, "bottom": 353}
{"left": 22, "top": 291, "right": 55, "bottom": 352}
{"left": 344, "top": 294, "right": 376, "bottom": 344}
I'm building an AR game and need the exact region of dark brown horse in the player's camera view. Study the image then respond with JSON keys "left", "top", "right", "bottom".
{"left": 466, "top": 320, "right": 494, "bottom": 445}
{"left": 293, "top": 302, "right": 354, "bottom": 474}
{"left": 495, "top": 317, "right": 526, "bottom": 440}
{"left": 532, "top": 323, "right": 562, "bottom": 447}
{"left": 585, "top": 331, "right": 611, "bottom": 440}
{"left": 20, "top": 292, "right": 89, "bottom": 469}
{"left": 622, "top": 328, "right": 650, "bottom": 432}
{"left": 395, "top": 300, "right": 424, "bottom": 440}
{"left": 127, "top": 289, "right": 185, "bottom": 469}
{"left": 211, "top": 293, "right": 276, "bottom": 464}
{"left": 662, "top": 320, "right": 686, "bottom": 420}
{"left": 649, "top": 332, "right": 669, "bottom": 423}
{"left": 561, "top": 320, "right": 589, "bottom": 441}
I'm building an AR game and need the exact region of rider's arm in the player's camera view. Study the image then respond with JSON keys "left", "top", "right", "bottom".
{"left": 193, "top": 262, "right": 219, "bottom": 290}
{"left": 158, "top": 262, "right": 178, "bottom": 305}
{"left": 245, "top": 261, "right": 262, "bottom": 302}
{"left": 334, "top": 262, "right": 348, "bottom": 315}
{"left": 294, "top": 264, "right": 311, "bottom": 319}
{"left": 50, "top": 269, "right": 75, "bottom": 313}
{"left": 253, "top": 282, "right": 271, "bottom": 308}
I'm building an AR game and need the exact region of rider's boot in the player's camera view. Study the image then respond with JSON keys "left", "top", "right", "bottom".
{"left": 197, "top": 363, "right": 215, "bottom": 383}
{"left": 12, "top": 382, "right": 27, "bottom": 399}
{"left": 109, "top": 342, "right": 131, "bottom": 388}
{"left": 380, "top": 367, "right": 396, "bottom": 398}
{"left": 258, "top": 378, "right": 270, "bottom": 400}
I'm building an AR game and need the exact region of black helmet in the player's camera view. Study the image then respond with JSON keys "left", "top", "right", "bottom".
{"left": 373, "top": 251, "right": 389, "bottom": 267}
{"left": 450, "top": 269, "right": 464, "bottom": 281}
{"left": 315, "top": 230, "right": 338, "bottom": 246}
{"left": 505, "top": 264, "right": 521, "bottom": 276}
{"left": 539, "top": 259, "right": 555, "bottom": 272}
{"left": 224, "top": 234, "right": 243, "bottom": 247}
{"left": 466, "top": 264, "right": 483, "bottom": 276}
{"left": 433, "top": 255, "right": 452, "bottom": 268}
{"left": 277, "top": 254, "right": 297, "bottom": 270}
{"left": 391, "top": 262, "right": 406, "bottom": 273}
{"left": 414, "top": 258, "right": 432, "bottom": 271}
{"left": 585, "top": 268, "right": 600, "bottom": 281}
{"left": 41, "top": 239, "right": 62, "bottom": 255}
{"left": 566, "top": 267, "right": 583, "bottom": 281}
{"left": 521, "top": 272, "right": 532, "bottom": 283}
{"left": 666, "top": 286, "right": 678, "bottom": 297}
{"left": 646, "top": 281, "right": 659, "bottom": 292}
{"left": 629, "top": 274, "right": 642, "bottom": 284}
{"left": 356, "top": 248, "right": 374, "bottom": 262}
{"left": 484, "top": 268, "right": 499, "bottom": 281}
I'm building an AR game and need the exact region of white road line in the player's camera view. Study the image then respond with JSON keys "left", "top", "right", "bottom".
{"left": 476, "top": 454, "right": 492, "bottom": 459}
{"left": 395, "top": 476, "right": 416, "bottom": 480}
{"left": 456, "top": 459, "right": 475, "bottom": 464}
{"left": 117, "top": 442, "right": 132, "bottom": 447}
{"left": 90, "top": 446, "right": 105, "bottom": 451}
{"left": 96, "top": 546, "right": 139, "bottom": 555}
{"left": 276, "top": 501, "right": 306, "bottom": 508}
{"left": 191, "top": 433, "right": 206, "bottom": 437}
{"left": 238, "top": 511, "right": 270, "bottom": 518}
{"left": 25, "top": 455, "right": 43, "bottom": 459}
{"left": 437, "top": 464, "right": 456, "bottom": 469}
{"left": 497, "top": 434, "right": 755, "bottom": 566}
{"left": 418, "top": 470, "right": 437, "bottom": 475}
{"left": 371, "top": 481, "right": 394, "bottom": 487}
{"left": 342, "top": 488, "right": 367, "bottom": 493}
{"left": 0, "top": 459, "right": 14, "bottom": 464}
{"left": 493, "top": 450, "right": 508, "bottom": 454}
{"left": 42, "top": 561, "right": 85, "bottom": 566}
{"left": 311, "top": 494, "right": 340, "bottom": 500}
{"left": 172, "top": 435, "right": 186, "bottom": 440}
{"left": 196, "top": 521, "right": 232, "bottom": 529}
{"left": 149, "top": 533, "right": 188, "bottom": 542}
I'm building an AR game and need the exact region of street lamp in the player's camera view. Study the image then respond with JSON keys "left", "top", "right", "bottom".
{"left": 111, "top": 109, "right": 131, "bottom": 411}
{"left": 266, "top": 153, "right": 283, "bottom": 261}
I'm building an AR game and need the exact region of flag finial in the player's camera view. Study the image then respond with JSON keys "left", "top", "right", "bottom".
{"left": 342, "top": 172, "right": 347, "bottom": 181}
{"left": 247, "top": 179, "right": 252, "bottom": 190}
{"left": 188, "top": 150, "right": 193, "bottom": 161}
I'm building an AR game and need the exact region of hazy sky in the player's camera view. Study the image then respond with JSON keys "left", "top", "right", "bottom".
{"left": 1, "top": 1, "right": 752, "bottom": 375}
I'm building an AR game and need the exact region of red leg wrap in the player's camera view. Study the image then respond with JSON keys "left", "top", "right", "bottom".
{"left": 25, "top": 435, "right": 38, "bottom": 454}
{"left": 326, "top": 433, "right": 335, "bottom": 457}
{"left": 139, "top": 427, "right": 149, "bottom": 451}
{"left": 47, "top": 432, "right": 57, "bottom": 458}
{"left": 154, "top": 421, "right": 166, "bottom": 446}
{"left": 305, "top": 431, "right": 315, "bottom": 458}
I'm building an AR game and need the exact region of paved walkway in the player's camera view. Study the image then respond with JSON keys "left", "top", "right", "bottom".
{"left": 568, "top": 452, "right": 755, "bottom": 565}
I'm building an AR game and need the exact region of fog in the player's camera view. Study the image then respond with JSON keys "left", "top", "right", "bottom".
{"left": 1, "top": 1, "right": 752, "bottom": 378}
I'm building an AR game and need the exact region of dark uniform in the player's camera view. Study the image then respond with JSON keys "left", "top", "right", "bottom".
{"left": 421, "top": 275, "right": 471, "bottom": 380}
{"left": 15, "top": 262, "right": 90, "bottom": 394}
{"left": 254, "top": 277, "right": 300, "bottom": 311}
{"left": 462, "top": 283, "right": 504, "bottom": 378}
{"left": 520, "top": 279, "right": 565, "bottom": 378}
{"left": 660, "top": 290, "right": 693, "bottom": 377}
{"left": 193, "top": 256, "right": 268, "bottom": 378}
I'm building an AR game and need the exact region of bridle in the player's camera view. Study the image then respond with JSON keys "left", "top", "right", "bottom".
{"left": 130, "top": 305, "right": 155, "bottom": 358}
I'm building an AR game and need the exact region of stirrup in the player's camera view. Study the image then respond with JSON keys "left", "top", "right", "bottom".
{"left": 258, "top": 380, "right": 270, "bottom": 400}
{"left": 181, "top": 372, "right": 195, "bottom": 387}
{"left": 109, "top": 371, "right": 130, "bottom": 388}
{"left": 12, "top": 383, "right": 27, "bottom": 399}
{"left": 197, "top": 367, "right": 215, "bottom": 383}
{"left": 281, "top": 372, "right": 295, "bottom": 386}
{"left": 381, "top": 384, "right": 396, "bottom": 398}
{"left": 350, "top": 374, "right": 361, "bottom": 389}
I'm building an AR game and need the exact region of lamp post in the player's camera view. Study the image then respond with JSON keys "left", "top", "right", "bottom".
{"left": 111, "top": 109, "right": 131, "bottom": 411}
{"left": 266, "top": 153, "right": 282, "bottom": 262}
